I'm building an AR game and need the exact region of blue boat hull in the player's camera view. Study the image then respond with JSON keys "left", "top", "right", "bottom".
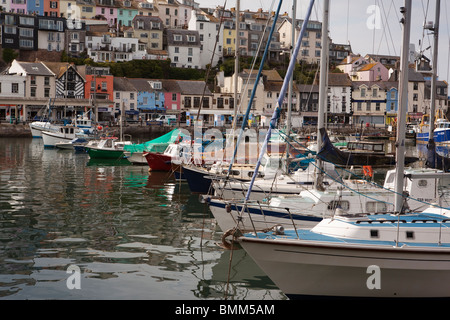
{"left": 182, "top": 166, "right": 212, "bottom": 194}
{"left": 417, "top": 129, "right": 450, "bottom": 143}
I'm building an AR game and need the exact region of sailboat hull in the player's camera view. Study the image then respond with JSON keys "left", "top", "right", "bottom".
{"left": 145, "top": 152, "right": 172, "bottom": 171}
{"left": 240, "top": 237, "right": 450, "bottom": 299}
{"left": 88, "top": 148, "right": 125, "bottom": 159}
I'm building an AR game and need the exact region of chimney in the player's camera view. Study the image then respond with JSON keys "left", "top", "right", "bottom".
{"left": 347, "top": 54, "right": 352, "bottom": 64}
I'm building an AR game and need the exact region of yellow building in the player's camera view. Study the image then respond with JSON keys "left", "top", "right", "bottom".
{"left": 223, "top": 27, "right": 236, "bottom": 58}
{"left": 60, "top": 0, "right": 97, "bottom": 21}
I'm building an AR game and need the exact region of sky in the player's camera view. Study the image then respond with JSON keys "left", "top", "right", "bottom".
{"left": 195, "top": 0, "right": 450, "bottom": 85}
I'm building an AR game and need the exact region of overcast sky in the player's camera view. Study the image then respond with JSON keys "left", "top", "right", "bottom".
{"left": 195, "top": 0, "right": 450, "bottom": 85}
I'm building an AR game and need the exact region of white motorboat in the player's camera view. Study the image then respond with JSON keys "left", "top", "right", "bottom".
{"left": 238, "top": 206, "right": 450, "bottom": 299}
{"left": 42, "top": 126, "right": 81, "bottom": 148}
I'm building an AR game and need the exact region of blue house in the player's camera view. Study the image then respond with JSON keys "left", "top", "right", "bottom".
{"left": 129, "top": 78, "right": 165, "bottom": 120}
{"left": 385, "top": 82, "right": 398, "bottom": 126}
{"left": 27, "top": 0, "right": 44, "bottom": 16}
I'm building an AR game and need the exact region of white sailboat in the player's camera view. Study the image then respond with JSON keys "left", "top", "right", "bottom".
{"left": 238, "top": 0, "right": 450, "bottom": 300}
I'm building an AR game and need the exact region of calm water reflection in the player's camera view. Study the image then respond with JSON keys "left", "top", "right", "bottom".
{"left": 0, "top": 138, "right": 283, "bottom": 300}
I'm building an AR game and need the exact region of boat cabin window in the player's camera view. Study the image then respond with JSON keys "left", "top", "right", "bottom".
{"left": 406, "top": 231, "right": 414, "bottom": 239}
{"left": 373, "top": 144, "right": 383, "bottom": 152}
{"left": 370, "top": 230, "right": 379, "bottom": 238}
{"left": 327, "top": 200, "right": 350, "bottom": 211}
{"left": 366, "top": 201, "right": 387, "bottom": 213}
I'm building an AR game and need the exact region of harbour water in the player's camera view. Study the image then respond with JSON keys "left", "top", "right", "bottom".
{"left": 0, "top": 136, "right": 433, "bottom": 301}
{"left": 0, "top": 137, "right": 284, "bottom": 300}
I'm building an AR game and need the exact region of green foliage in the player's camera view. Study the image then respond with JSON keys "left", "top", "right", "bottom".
{"left": 2, "top": 48, "right": 18, "bottom": 64}
{"left": 81, "top": 59, "right": 206, "bottom": 80}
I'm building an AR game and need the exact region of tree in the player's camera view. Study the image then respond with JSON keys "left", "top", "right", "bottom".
{"left": 2, "top": 48, "right": 18, "bottom": 64}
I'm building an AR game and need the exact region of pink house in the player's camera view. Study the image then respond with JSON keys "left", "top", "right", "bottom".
{"left": 355, "top": 62, "right": 389, "bottom": 82}
{"left": 96, "top": 5, "right": 118, "bottom": 27}
{"left": 11, "top": 0, "right": 28, "bottom": 14}
{"left": 162, "top": 79, "right": 181, "bottom": 111}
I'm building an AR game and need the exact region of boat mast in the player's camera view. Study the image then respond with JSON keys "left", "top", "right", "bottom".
{"left": 226, "top": 0, "right": 283, "bottom": 177}
{"left": 243, "top": 0, "right": 315, "bottom": 201}
{"left": 315, "top": 0, "right": 329, "bottom": 191}
{"left": 394, "top": 0, "right": 412, "bottom": 213}
{"left": 427, "top": 0, "right": 440, "bottom": 139}
{"left": 232, "top": 0, "right": 240, "bottom": 131}
{"left": 285, "top": 0, "right": 296, "bottom": 168}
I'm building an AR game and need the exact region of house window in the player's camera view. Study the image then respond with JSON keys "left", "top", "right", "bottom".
{"left": 12, "top": 83, "right": 19, "bottom": 93}
{"left": 44, "top": 77, "right": 50, "bottom": 86}
{"left": 101, "top": 82, "right": 107, "bottom": 90}
{"left": 44, "top": 88, "right": 50, "bottom": 97}
{"left": 172, "top": 93, "right": 177, "bottom": 101}
{"left": 184, "top": 97, "right": 191, "bottom": 107}
{"left": 390, "top": 91, "right": 396, "bottom": 99}
{"left": 361, "top": 87, "right": 366, "bottom": 97}
{"left": 30, "top": 87, "right": 36, "bottom": 97}
{"left": 30, "top": 76, "right": 36, "bottom": 85}
{"left": 188, "top": 48, "right": 193, "bottom": 56}
{"left": 193, "top": 97, "right": 200, "bottom": 107}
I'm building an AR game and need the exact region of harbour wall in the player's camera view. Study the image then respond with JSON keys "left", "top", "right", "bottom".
{"left": 0, "top": 122, "right": 393, "bottom": 139}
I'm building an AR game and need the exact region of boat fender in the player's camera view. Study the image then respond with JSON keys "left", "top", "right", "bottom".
{"left": 225, "top": 203, "right": 232, "bottom": 213}
{"left": 221, "top": 228, "right": 239, "bottom": 250}
{"left": 363, "top": 165, "right": 373, "bottom": 178}
{"left": 273, "top": 225, "right": 284, "bottom": 235}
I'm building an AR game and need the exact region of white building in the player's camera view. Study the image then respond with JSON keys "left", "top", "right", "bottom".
{"left": 278, "top": 18, "right": 323, "bottom": 64}
{"left": 113, "top": 77, "right": 139, "bottom": 121}
{"left": 86, "top": 33, "right": 147, "bottom": 62}
{"left": 165, "top": 29, "right": 201, "bottom": 69}
{"left": 326, "top": 73, "right": 353, "bottom": 124}
{"left": 188, "top": 8, "right": 223, "bottom": 68}
{"left": 0, "top": 74, "right": 25, "bottom": 122}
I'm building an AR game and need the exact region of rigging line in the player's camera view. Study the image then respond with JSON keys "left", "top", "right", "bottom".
{"left": 443, "top": 0, "right": 450, "bottom": 82}
{"left": 195, "top": 1, "right": 227, "bottom": 122}
{"left": 346, "top": 0, "right": 350, "bottom": 44}
{"left": 227, "top": 0, "right": 282, "bottom": 178}
{"left": 420, "top": 0, "right": 433, "bottom": 58}
{"left": 371, "top": 0, "right": 377, "bottom": 55}
{"left": 377, "top": 0, "right": 396, "bottom": 56}
{"left": 232, "top": 0, "right": 276, "bottom": 130}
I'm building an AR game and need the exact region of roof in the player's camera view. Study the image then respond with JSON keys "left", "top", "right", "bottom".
{"left": 42, "top": 62, "right": 85, "bottom": 81}
{"left": 165, "top": 29, "right": 201, "bottom": 46}
{"left": 328, "top": 73, "right": 352, "bottom": 86}
{"left": 175, "top": 80, "right": 211, "bottom": 95}
{"left": 113, "top": 77, "right": 137, "bottom": 92}
{"left": 14, "top": 61, "right": 55, "bottom": 76}
{"left": 351, "top": 81, "right": 398, "bottom": 90}
{"left": 132, "top": 15, "right": 163, "bottom": 30}
{"left": 357, "top": 62, "right": 378, "bottom": 72}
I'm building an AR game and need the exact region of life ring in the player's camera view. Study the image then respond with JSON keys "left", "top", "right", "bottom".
{"left": 363, "top": 165, "right": 373, "bottom": 178}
